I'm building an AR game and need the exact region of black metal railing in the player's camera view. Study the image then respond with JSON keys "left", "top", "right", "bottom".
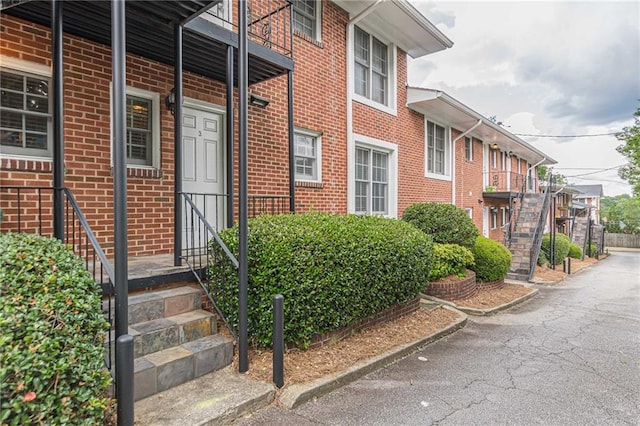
{"left": 0, "top": 186, "right": 116, "bottom": 370}
{"left": 483, "top": 171, "right": 528, "bottom": 193}
{"left": 203, "top": 0, "right": 293, "bottom": 58}
{"left": 503, "top": 175, "right": 528, "bottom": 247}
{"left": 528, "top": 174, "right": 553, "bottom": 280}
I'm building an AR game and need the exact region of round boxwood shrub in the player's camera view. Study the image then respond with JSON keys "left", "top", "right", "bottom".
{"left": 586, "top": 241, "right": 597, "bottom": 257}
{"left": 402, "top": 203, "right": 479, "bottom": 248}
{"left": 537, "top": 249, "right": 550, "bottom": 266}
{"left": 210, "top": 213, "right": 433, "bottom": 348}
{"left": 0, "top": 233, "right": 111, "bottom": 424}
{"left": 428, "top": 243, "right": 475, "bottom": 281}
{"left": 470, "top": 236, "right": 512, "bottom": 282}
{"left": 541, "top": 233, "right": 571, "bottom": 265}
{"left": 568, "top": 243, "right": 583, "bottom": 259}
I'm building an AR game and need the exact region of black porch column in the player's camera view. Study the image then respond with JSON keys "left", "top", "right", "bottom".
{"left": 226, "top": 45, "right": 234, "bottom": 229}
{"left": 287, "top": 70, "right": 295, "bottom": 213}
{"left": 173, "top": 23, "right": 183, "bottom": 266}
{"left": 238, "top": 0, "right": 249, "bottom": 373}
{"left": 52, "top": 0, "right": 64, "bottom": 239}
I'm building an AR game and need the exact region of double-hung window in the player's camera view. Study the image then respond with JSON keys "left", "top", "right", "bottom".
{"left": 465, "top": 136, "right": 473, "bottom": 161}
{"left": 294, "top": 129, "right": 321, "bottom": 182}
{"left": 355, "top": 146, "right": 388, "bottom": 215}
{"left": 0, "top": 69, "right": 51, "bottom": 157}
{"left": 491, "top": 149, "right": 497, "bottom": 169}
{"left": 354, "top": 26, "right": 390, "bottom": 107}
{"left": 292, "top": 0, "right": 320, "bottom": 40}
{"left": 426, "top": 121, "right": 448, "bottom": 176}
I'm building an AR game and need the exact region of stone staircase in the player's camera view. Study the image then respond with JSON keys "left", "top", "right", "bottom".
{"left": 572, "top": 216, "right": 589, "bottom": 255}
{"left": 507, "top": 193, "right": 548, "bottom": 281}
{"left": 107, "top": 285, "right": 234, "bottom": 401}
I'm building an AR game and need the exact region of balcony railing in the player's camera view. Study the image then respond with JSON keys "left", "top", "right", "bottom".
{"left": 202, "top": 0, "right": 293, "bottom": 58}
{"left": 484, "top": 171, "right": 538, "bottom": 193}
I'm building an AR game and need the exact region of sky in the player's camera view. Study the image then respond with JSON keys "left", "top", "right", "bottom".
{"left": 407, "top": 0, "right": 640, "bottom": 196}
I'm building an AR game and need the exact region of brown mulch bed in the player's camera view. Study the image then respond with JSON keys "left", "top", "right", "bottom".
{"left": 533, "top": 256, "right": 599, "bottom": 283}
{"left": 450, "top": 283, "right": 534, "bottom": 309}
{"left": 227, "top": 306, "right": 462, "bottom": 390}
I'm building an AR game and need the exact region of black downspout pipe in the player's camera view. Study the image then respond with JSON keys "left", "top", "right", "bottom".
{"left": 173, "top": 24, "right": 183, "bottom": 266}
{"left": 112, "top": 0, "right": 133, "bottom": 423}
{"left": 287, "top": 71, "right": 295, "bottom": 213}
{"left": 52, "top": 0, "right": 64, "bottom": 240}
{"left": 238, "top": 0, "right": 249, "bottom": 373}
{"left": 226, "top": 45, "right": 234, "bottom": 229}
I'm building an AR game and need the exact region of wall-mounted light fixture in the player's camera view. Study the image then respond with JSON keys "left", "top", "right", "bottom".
{"left": 165, "top": 88, "right": 176, "bottom": 116}
{"left": 491, "top": 143, "right": 499, "bottom": 150}
{"left": 477, "top": 199, "right": 483, "bottom": 204}
{"left": 249, "top": 93, "right": 270, "bottom": 108}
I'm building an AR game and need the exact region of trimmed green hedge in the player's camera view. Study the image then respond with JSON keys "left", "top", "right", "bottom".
{"left": 470, "top": 236, "right": 512, "bottom": 282}
{"left": 568, "top": 243, "right": 583, "bottom": 259}
{"left": 541, "top": 233, "right": 571, "bottom": 265}
{"left": 586, "top": 242, "right": 597, "bottom": 257}
{"left": 537, "top": 249, "right": 550, "bottom": 266}
{"left": 210, "top": 213, "right": 433, "bottom": 348}
{"left": 402, "top": 203, "right": 479, "bottom": 248}
{"left": 0, "top": 233, "right": 111, "bottom": 424}
{"left": 428, "top": 243, "right": 475, "bottom": 281}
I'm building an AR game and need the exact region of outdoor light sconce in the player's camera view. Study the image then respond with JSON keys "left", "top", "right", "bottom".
{"left": 491, "top": 143, "right": 499, "bottom": 150}
{"left": 477, "top": 199, "right": 483, "bottom": 204}
{"left": 165, "top": 88, "right": 176, "bottom": 116}
{"left": 249, "top": 93, "right": 270, "bottom": 108}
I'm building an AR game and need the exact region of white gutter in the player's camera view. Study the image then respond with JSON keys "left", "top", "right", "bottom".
{"left": 346, "top": 0, "right": 385, "bottom": 214}
{"left": 451, "top": 119, "right": 482, "bottom": 206}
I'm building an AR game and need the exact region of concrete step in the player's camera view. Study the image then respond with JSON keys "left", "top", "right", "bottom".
{"left": 134, "top": 334, "right": 234, "bottom": 401}
{"left": 134, "top": 366, "right": 275, "bottom": 425}
{"left": 107, "top": 310, "right": 218, "bottom": 358}
{"left": 104, "top": 286, "right": 203, "bottom": 325}
{"left": 506, "top": 272, "right": 530, "bottom": 282}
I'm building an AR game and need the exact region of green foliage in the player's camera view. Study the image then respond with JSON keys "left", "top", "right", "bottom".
{"left": 537, "top": 249, "right": 549, "bottom": 266}
{"left": 586, "top": 242, "right": 598, "bottom": 257}
{"left": 210, "top": 213, "right": 433, "bottom": 349}
{"left": 402, "top": 202, "right": 479, "bottom": 248}
{"left": 616, "top": 108, "right": 640, "bottom": 197}
{"left": 541, "top": 233, "right": 571, "bottom": 265}
{"left": 600, "top": 194, "right": 640, "bottom": 234}
{"left": 428, "top": 243, "right": 475, "bottom": 281}
{"left": 568, "top": 243, "right": 583, "bottom": 259}
{"left": 537, "top": 165, "right": 567, "bottom": 185}
{"left": 0, "top": 233, "right": 111, "bottom": 424}
{"left": 470, "top": 236, "right": 512, "bottom": 282}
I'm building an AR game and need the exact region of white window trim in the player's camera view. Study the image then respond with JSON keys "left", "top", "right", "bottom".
{"left": 465, "top": 208, "right": 473, "bottom": 219}
{"left": 501, "top": 207, "right": 507, "bottom": 226}
{"left": 0, "top": 56, "right": 53, "bottom": 159}
{"left": 465, "top": 136, "right": 473, "bottom": 162}
{"left": 292, "top": 0, "right": 322, "bottom": 42}
{"left": 501, "top": 151, "right": 507, "bottom": 171}
{"left": 347, "top": 133, "right": 398, "bottom": 218}
{"left": 491, "top": 149, "right": 498, "bottom": 169}
{"left": 424, "top": 118, "right": 451, "bottom": 181}
{"left": 294, "top": 127, "right": 322, "bottom": 183}
{"left": 109, "top": 85, "right": 161, "bottom": 170}
{"left": 202, "top": 0, "right": 232, "bottom": 30}
{"left": 350, "top": 24, "right": 397, "bottom": 116}
{"left": 491, "top": 209, "right": 498, "bottom": 230}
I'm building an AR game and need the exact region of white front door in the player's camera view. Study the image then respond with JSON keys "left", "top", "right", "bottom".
{"left": 482, "top": 206, "right": 490, "bottom": 237}
{"left": 181, "top": 105, "right": 225, "bottom": 248}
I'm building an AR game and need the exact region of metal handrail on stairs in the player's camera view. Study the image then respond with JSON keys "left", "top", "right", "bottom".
{"left": 503, "top": 175, "right": 528, "bottom": 247}
{"left": 528, "top": 174, "right": 553, "bottom": 280}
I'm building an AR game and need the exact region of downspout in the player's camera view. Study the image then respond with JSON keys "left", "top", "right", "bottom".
{"left": 451, "top": 119, "right": 481, "bottom": 206}
{"left": 346, "top": 0, "right": 384, "bottom": 213}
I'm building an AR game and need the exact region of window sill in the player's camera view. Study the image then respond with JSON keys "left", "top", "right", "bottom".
{"left": 424, "top": 172, "right": 452, "bottom": 182}
{"left": 110, "top": 166, "right": 163, "bottom": 179}
{"left": 295, "top": 180, "right": 323, "bottom": 189}
{"left": 0, "top": 156, "right": 52, "bottom": 173}
{"left": 353, "top": 95, "right": 397, "bottom": 117}
{"left": 294, "top": 29, "right": 323, "bottom": 48}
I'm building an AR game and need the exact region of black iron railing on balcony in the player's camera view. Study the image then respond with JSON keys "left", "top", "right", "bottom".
{"left": 203, "top": 0, "right": 293, "bottom": 58}
{"left": 0, "top": 186, "right": 117, "bottom": 371}
{"left": 483, "top": 171, "right": 528, "bottom": 193}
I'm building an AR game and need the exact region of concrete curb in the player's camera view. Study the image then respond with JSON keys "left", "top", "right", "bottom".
{"left": 278, "top": 306, "right": 467, "bottom": 409}
{"left": 454, "top": 288, "right": 539, "bottom": 316}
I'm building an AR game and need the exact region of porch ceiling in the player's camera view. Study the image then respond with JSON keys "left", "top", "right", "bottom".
{"left": 407, "top": 87, "right": 557, "bottom": 166}
{"left": 2, "top": 0, "right": 293, "bottom": 85}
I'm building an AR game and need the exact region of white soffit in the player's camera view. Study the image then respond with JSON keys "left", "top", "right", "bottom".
{"left": 407, "top": 87, "right": 557, "bottom": 165}
{"left": 333, "top": 0, "right": 453, "bottom": 58}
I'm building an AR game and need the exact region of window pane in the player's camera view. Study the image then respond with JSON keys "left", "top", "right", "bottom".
{"left": 372, "top": 37, "right": 387, "bottom": 74}
{"left": 354, "top": 63, "right": 368, "bottom": 97}
{"left": 294, "top": 134, "right": 315, "bottom": 157}
{"left": 128, "top": 97, "right": 151, "bottom": 130}
{"left": 355, "top": 147, "right": 369, "bottom": 180}
{"left": 372, "top": 183, "right": 387, "bottom": 214}
{"left": 1, "top": 130, "right": 22, "bottom": 147}
{"left": 25, "top": 132, "right": 47, "bottom": 149}
{"left": 355, "top": 181, "right": 368, "bottom": 212}
{"left": 372, "top": 72, "right": 386, "bottom": 105}
{"left": 1, "top": 110, "right": 22, "bottom": 129}
{"left": 25, "top": 115, "right": 47, "bottom": 133}
{"left": 372, "top": 151, "right": 387, "bottom": 183}
{"left": 26, "top": 77, "right": 48, "bottom": 96}
{"left": 26, "top": 95, "right": 48, "bottom": 113}
{"left": 128, "top": 130, "right": 150, "bottom": 163}
{"left": 1, "top": 90, "right": 23, "bottom": 109}
{"left": 354, "top": 27, "right": 369, "bottom": 63}
{"left": 0, "top": 72, "right": 23, "bottom": 91}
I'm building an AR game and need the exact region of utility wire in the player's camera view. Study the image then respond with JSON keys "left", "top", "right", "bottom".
{"left": 563, "top": 164, "right": 625, "bottom": 178}
{"left": 514, "top": 132, "right": 620, "bottom": 138}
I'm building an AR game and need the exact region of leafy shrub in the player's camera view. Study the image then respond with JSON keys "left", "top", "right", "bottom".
{"left": 568, "top": 243, "right": 583, "bottom": 259}
{"left": 541, "top": 233, "right": 571, "bottom": 265}
{"left": 402, "top": 203, "right": 479, "bottom": 248}
{"left": 210, "top": 213, "right": 433, "bottom": 348}
{"left": 428, "top": 243, "right": 475, "bottom": 281}
{"left": 537, "top": 249, "right": 549, "bottom": 266}
{"left": 470, "top": 236, "right": 512, "bottom": 282}
{"left": 586, "top": 242, "right": 597, "bottom": 257}
{"left": 0, "top": 233, "right": 111, "bottom": 424}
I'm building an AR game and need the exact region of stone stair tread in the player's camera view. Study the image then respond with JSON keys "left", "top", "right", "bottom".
{"left": 134, "top": 366, "right": 275, "bottom": 425}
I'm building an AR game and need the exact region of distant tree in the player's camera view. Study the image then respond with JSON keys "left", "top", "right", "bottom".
{"left": 616, "top": 108, "right": 640, "bottom": 197}
{"left": 537, "top": 165, "right": 568, "bottom": 185}
{"left": 600, "top": 194, "right": 640, "bottom": 234}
